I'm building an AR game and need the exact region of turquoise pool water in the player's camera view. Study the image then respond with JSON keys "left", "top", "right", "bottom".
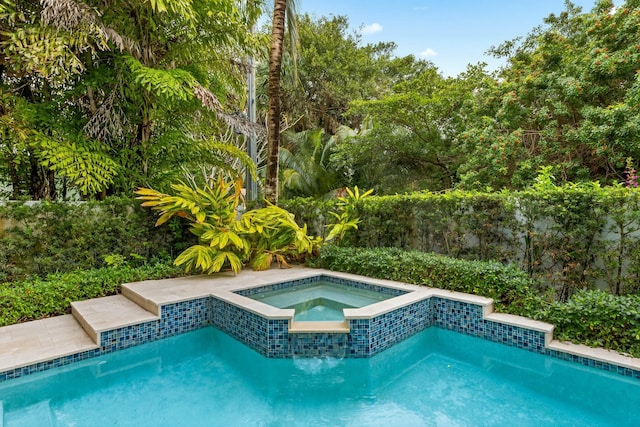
{"left": 247, "top": 280, "right": 394, "bottom": 321}
{"left": 1, "top": 327, "right": 638, "bottom": 426}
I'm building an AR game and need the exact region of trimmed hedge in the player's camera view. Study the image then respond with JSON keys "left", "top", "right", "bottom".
{"left": 537, "top": 290, "right": 640, "bottom": 357}
{"left": 317, "top": 245, "right": 640, "bottom": 357}
{"left": 317, "top": 245, "right": 540, "bottom": 313}
{"left": 0, "top": 262, "right": 184, "bottom": 327}
{"left": 0, "top": 197, "right": 195, "bottom": 282}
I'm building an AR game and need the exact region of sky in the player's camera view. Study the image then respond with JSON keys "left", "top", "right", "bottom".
{"left": 297, "top": 0, "right": 605, "bottom": 77}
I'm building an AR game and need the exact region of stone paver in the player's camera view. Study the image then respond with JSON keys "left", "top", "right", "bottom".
{"left": 71, "top": 295, "right": 159, "bottom": 344}
{"left": 0, "top": 315, "right": 97, "bottom": 372}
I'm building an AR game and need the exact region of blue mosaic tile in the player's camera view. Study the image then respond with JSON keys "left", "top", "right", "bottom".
{"left": 100, "top": 320, "right": 159, "bottom": 353}
{"left": 0, "top": 348, "right": 102, "bottom": 382}
{"left": 290, "top": 333, "right": 349, "bottom": 358}
{"left": 433, "top": 297, "right": 546, "bottom": 354}
{"left": 236, "top": 276, "right": 322, "bottom": 297}
{"left": 159, "top": 298, "right": 211, "bottom": 338}
{"left": 545, "top": 349, "right": 640, "bottom": 380}
{"left": 348, "top": 298, "right": 434, "bottom": 357}
{"left": 211, "top": 298, "right": 278, "bottom": 356}
{"left": 235, "top": 275, "right": 408, "bottom": 299}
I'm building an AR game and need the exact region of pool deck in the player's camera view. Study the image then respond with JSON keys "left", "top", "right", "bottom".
{"left": 1, "top": 266, "right": 639, "bottom": 378}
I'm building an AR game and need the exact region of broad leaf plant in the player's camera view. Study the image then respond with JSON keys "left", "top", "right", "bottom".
{"left": 136, "top": 176, "right": 320, "bottom": 274}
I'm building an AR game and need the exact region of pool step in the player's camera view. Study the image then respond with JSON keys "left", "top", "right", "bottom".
{"left": 71, "top": 295, "right": 159, "bottom": 345}
{"left": 289, "top": 321, "right": 349, "bottom": 333}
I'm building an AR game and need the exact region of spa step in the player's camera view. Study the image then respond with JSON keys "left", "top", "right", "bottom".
{"left": 288, "top": 321, "right": 350, "bottom": 333}
{"left": 71, "top": 295, "right": 159, "bottom": 345}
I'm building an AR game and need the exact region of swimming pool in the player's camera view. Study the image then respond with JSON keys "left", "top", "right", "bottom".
{"left": 1, "top": 327, "right": 637, "bottom": 426}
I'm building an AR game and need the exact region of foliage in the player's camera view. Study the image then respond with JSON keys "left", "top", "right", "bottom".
{"left": 325, "top": 186, "right": 373, "bottom": 244}
{"left": 0, "top": 197, "right": 191, "bottom": 282}
{"left": 279, "top": 128, "right": 340, "bottom": 198}
{"left": 136, "top": 176, "right": 319, "bottom": 274}
{"left": 318, "top": 245, "right": 540, "bottom": 314}
{"left": 458, "top": 0, "right": 640, "bottom": 189}
{"left": 239, "top": 204, "right": 319, "bottom": 270}
{"left": 0, "top": 0, "right": 266, "bottom": 199}
{"left": 318, "top": 245, "right": 640, "bottom": 357}
{"left": 343, "top": 64, "right": 488, "bottom": 193}
{"left": 286, "top": 183, "right": 640, "bottom": 299}
{"left": 279, "top": 196, "right": 338, "bottom": 240}
{"left": 0, "top": 261, "right": 184, "bottom": 327}
{"left": 536, "top": 289, "right": 640, "bottom": 357}
{"left": 260, "top": 14, "right": 401, "bottom": 134}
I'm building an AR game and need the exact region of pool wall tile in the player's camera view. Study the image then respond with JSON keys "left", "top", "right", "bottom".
{"left": 290, "top": 333, "right": 349, "bottom": 358}
{"left": 0, "top": 348, "right": 102, "bottom": 382}
{"left": 348, "top": 298, "right": 434, "bottom": 357}
{"left": 159, "top": 298, "right": 212, "bottom": 338}
{"left": 433, "top": 297, "right": 546, "bottom": 354}
{"left": 100, "top": 320, "right": 159, "bottom": 353}
{"left": 211, "top": 298, "right": 290, "bottom": 357}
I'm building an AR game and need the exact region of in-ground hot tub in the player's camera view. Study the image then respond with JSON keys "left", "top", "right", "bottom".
{"left": 243, "top": 279, "right": 403, "bottom": 321}
{"left": 214, "top": 274, "right": 433, "bottom": 358}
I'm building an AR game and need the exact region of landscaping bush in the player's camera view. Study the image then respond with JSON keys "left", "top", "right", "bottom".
{"left": 536, "top": 290, "right": 640, "bottom": 358}
{"left": 317, "top": 245, "right": 542, "bottom": 313}
{"left": 286, "top": 185, "right": 640, "bottom": 298}
{"left": 317, "top": 245, "right": 640, "bottom": 357}
{"left": 0, "top": 197, "right": 195, "bottom": 282}
{"left": 0, "top": 261, "right": 184, "bottom": 327}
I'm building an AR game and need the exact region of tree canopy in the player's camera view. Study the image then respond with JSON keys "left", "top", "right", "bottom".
{"left": 1, "top": 0, "right": 264, "bottom": 199}
{"left": 2, "top": 0, "right": 639, "bottom": 200}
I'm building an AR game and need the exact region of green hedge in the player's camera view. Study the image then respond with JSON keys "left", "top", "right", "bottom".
{"left": 0, "top": 262, "right": 184, "bottom": 327}
{"left": 283, "top": 185, "right": 640, "bottom": 298}
{"left": 537, "top": 290, "right": 640, "bottom": 357}
{"left": 317, "top": 245, "right": 640, "bottom": 357}
{"left": 0, "top": 197, "right": 195, "bottom": 282}
{"left": 317, "top": 245, "right": 540, "bottom": 313}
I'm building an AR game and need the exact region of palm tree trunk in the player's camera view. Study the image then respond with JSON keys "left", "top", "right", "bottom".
{"left": 265, "top": 0, "right": 287, "bottom": 206}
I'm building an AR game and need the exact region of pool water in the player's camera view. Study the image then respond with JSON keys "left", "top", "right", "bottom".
{"left": 1, "top": 327, "right": 637, "bottom": 426}
{"left": 288, "top": 298, "right": 352, "bottom": 321}
{"left": 246, "top": 280, "right": 395, "bottom": 321}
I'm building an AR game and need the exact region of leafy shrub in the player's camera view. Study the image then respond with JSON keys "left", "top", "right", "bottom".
{"left": 537, "top": 290, "right": 640, "bottom": 357}
{"left": 0, "top": 262, "right": 184, "bottom": 327}
{"left": 0, "top": 197, "right": 194, "bottom": 282}
{"left": 285, "top": 185, "right": 640, "bottom": 297}
{"left": 137, "top": 177, "right": 320, "bottom": 274}
{"left": 317, "top": 245, "right": 540, "bottom": 313}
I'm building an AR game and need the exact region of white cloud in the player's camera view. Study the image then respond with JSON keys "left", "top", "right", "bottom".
{"left": 419, "top": 48, "right": 438, "bottom": 58}
{"left": 361, "top": 23, "right": 383, "bottom": 35}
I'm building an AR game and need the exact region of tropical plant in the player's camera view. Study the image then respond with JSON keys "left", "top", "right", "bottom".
{"left": 325, "top": 186, "right": 373, "bottom": 244}
{"left": 265, "top": 0, "right": 299, "bottom": 205}
{"left": 1, "top": 0, "right": 266, "bottom": 199}
{"left": 136, "top": 175, "right": 318, "bottom": 274}
{"left": 279, "top": 128, "right": 340, "bottom": 198}
{"left": 239, "top": 203, "right": 319, "bottom": 270}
